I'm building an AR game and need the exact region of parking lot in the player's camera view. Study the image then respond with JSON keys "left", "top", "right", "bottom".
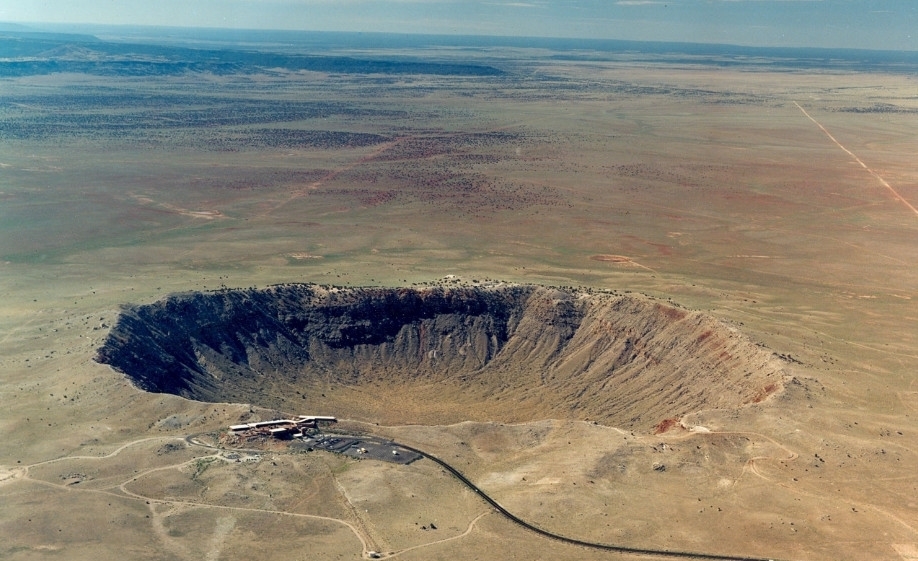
{"left": 292, "top": 433, "right": 422, "bottom": 464}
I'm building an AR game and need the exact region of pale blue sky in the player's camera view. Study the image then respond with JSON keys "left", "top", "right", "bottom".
{"left": 2, "top": 0, "right": 915, "bottom": 50}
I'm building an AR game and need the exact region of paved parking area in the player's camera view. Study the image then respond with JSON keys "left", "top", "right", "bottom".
{"left": 293, "top": 433, "right": 422, "bottom": 464}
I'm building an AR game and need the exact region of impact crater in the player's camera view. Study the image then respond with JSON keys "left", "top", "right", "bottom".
{"left": 96, "top": 284, "right": 787, "bottom": 429}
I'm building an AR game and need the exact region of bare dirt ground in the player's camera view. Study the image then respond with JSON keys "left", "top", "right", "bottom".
{"left": 2, "top": 49, "right": 917, "bottom": 561}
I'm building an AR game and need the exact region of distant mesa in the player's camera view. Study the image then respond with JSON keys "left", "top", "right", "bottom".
{"left": 96, "top": 284, "right": 787, "bottom": 430}
{"left": 0, "top": 31, "right": 505, "bottom": 78}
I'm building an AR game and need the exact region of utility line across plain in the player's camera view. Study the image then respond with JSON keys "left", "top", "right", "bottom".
{"left": 793, "top": 101, "right": 918, "bottom": 218}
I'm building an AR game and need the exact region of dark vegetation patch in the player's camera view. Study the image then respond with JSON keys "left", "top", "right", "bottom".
{"left": 253, "top": 128, "right": 564, "bottom": 215}
{"left": 479, "top": 78, "right": 769, "bottom": 105}
{"left": 608, "top": 163, "right": 703, "bottom": 188}
{"left": 834, "top": 103, "right": 918, "bottom": 114}
{"left": 374, "top": 132, "right": 524, "bottom": 161}
{"left": 225, "top": 129, "right": 391, "bottom": 150}
{"left": 0, "top": 91, "right": 402, "bottom": 146}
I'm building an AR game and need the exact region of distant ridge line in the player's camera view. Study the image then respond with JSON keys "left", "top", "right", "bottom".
{"left": 14, "top": 22, "right": 918, "bottom": 56}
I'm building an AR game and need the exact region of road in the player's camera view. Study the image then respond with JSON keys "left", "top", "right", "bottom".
{"left": 397, "top": 442, "right": 784, "bottom": 561}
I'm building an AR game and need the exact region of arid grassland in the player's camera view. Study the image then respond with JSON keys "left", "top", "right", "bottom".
{"left": 1, "top": 34, "right": 917, "bottom": 561}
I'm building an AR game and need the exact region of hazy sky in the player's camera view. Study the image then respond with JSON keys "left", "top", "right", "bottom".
{"left": 3, "top": 0, "right": 916, "bottom": 51}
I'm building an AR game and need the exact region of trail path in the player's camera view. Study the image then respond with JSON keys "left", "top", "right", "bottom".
{"left": 386, "top": 511, "right": 490, "bottom": 559}
{"left": 24, "top": 436, "right": 186, "bottom": 469}
{"left": 259, "top": 138, "right": 404, "bottom": 218}
{"left": 16, "top": 436, "right": 374, "bottom": 559}
{"left": 332, "top": 476, "right": 384, "bottom": 554}
{"left": 793, "top": 101, "right": 918, "bottom": 218}
{"left": 0, "top": 315, "right": 39, "bottom": 346}
{"left": 14, "top": 433, "right": 499, "bottom": 560}
{"left": 697, "top": 428, "right": 918, "bottom": 539}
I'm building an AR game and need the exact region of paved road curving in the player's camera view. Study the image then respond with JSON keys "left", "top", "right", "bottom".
{"left": 399, "top": 443, "right": 785, "bottom": 561}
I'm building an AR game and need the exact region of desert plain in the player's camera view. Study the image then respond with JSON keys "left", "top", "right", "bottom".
{"left": 1, "top": 31, "right": 918, "bottom": 560}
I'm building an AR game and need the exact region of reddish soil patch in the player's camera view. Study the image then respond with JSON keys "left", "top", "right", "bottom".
{"left": 749, "top": 382, "right": 780, "bottom": 404}
{"left": 648, "top": 242, "right": 673, "bottom": 256}
{"left": 653, "top": 417, "right": 683, "bottom": 435}
{"left": 696, "top": 330, "right": 713, "bottom": 344}
{"left": 654, "top": 303, "right": 687, "bottom": 322}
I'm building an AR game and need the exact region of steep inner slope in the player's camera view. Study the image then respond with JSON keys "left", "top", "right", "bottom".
{"left": 96, "top": 284, "right": 787, "bottom": 429}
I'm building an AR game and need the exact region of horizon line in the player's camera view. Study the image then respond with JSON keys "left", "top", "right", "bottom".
{"left": 6, "top": 20, "right": 918, "bottom": 56}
